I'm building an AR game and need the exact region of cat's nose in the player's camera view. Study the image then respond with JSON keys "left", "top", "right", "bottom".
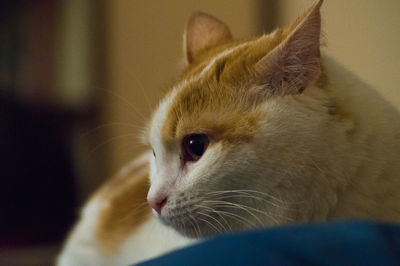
{"left": 148, "top": 197, "right": 167, "bottom": 215}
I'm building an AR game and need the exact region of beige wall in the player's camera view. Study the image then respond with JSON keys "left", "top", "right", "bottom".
{"left": 276, "top": 0, "right": 400, "bottom": 109}
{"left": 103, "top": 0, "right": 400, "bottom": 177}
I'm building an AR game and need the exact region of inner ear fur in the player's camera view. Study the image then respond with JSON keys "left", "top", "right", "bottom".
{"left": 254, "top": 0, "right": 323, "bottom": 96}
{"left": 184, "top": 11, "right": 233, "bottom": 64}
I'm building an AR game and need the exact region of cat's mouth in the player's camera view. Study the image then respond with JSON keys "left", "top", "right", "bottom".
{"left": 159, "top": 197, "right": 209, "bottom": 238}
{"left": 161, "top": 209, "right": 224, "bottom": 238}
{"left": 159, "top": 193, "right": 264, "bottom": 238}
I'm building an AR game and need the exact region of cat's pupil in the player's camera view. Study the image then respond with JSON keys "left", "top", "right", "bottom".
{"left": 182, "top": 134, "right": 209, "bottom": 162}
{"left": 189, "top": 138, "right": 205, "bottom": 156}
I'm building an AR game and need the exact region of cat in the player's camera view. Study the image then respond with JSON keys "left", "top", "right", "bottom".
{"left": 57, "top": 1, "right": 400, "bottom": 265}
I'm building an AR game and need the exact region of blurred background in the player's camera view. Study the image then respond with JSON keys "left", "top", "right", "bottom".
{"left": 0, "top": 0, "right": 399, "bottom": 265}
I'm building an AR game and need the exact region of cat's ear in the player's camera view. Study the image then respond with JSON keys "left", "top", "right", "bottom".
{"left": 254, "top": 0, "right": 323, "bottom": 95}
{"left": 184, "top": 12, "right": 233, "bottom": 64}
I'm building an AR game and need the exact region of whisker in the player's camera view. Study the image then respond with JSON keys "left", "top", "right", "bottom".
{"left": 196, "top": 204, "right": 232, "bottom": 231}
{"left": 102, "top": 89, "right": 147, "bottom": 122}
{"left": 197, "top": 210, "right": 227, "bottom": 233}
{"left": 215, "top": 210, "right": 257, "bottom": 228}
{"left": 212, "top": 193, "right": 297, "bottom": 212}
{"left": 89, "top": 134, "right": 140, "bottom": 154}
{"left": 188, "top": 214, "right": 200, "bottom": 238}
{"left": 80, "top": 122, "right": 143, "bottom": 138}
{"left": 210, "top": 198, "right": 294, "bottom": 224}
{"left": 204, "top": 200, "right": 265, "bottom": 226}
{"left": 192, "top": 214, "right": 203, "bottom": 237}
{"left": 198, "top": 217, "right": 220, "bottom": 234}
{"left": 206, "top": 189, "right": 289, "bottom": 204}
{"left": 134, "top": 78, "right": 153, "bottom": 113}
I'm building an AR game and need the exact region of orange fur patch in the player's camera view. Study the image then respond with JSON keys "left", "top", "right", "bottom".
{"left": 162, "top": 33, "right": 293, "bottom": 146}
{"left": 160, "top": 2, "right": 326, "bottom": 147}
{"left": 95, "top": 156, "right": 151, "bottom": 253}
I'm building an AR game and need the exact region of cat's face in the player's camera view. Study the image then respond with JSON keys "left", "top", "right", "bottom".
{"left": 145, "top": 1, "right": 332, "bottom": 238}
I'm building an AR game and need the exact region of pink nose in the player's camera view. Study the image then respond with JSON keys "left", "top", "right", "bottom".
{"left": 148, "top": 197, "right": 167, "bottom": 215}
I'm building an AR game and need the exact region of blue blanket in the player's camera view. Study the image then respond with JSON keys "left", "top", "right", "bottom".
{"left": 138, "top": 221, "right": 400, "bottom": 265}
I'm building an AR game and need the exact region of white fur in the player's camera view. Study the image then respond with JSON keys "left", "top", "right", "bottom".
{"left": 57, "top": 196, "right": 192, "bottom": 266}
{"left": 57, "top": 198, "right": 113, "bottom": 266}
{"left": 150, "top": 89, "right": 179, "bottom": 158}
{"left": 147, "top": 42, "right": 250, "bottom": 205}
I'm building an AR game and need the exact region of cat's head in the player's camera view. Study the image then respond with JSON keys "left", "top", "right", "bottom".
{"left": 144, "top": 0, "right": 336, "bottom": 238}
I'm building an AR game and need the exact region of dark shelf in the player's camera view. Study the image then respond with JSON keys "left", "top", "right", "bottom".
{"left": 0, "top": 92, "right": 81, "bottom": 247}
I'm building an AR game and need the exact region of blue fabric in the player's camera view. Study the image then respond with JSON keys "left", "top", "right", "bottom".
{"left": 137, "top": 221, "right": 400, "bottom": 266}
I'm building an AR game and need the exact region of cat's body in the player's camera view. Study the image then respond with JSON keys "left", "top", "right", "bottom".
{"left": 58, "top": 1, "right": 400, "bottom": 265}
{"left": 58, "top": 154, "right": 190, "bottom": 266}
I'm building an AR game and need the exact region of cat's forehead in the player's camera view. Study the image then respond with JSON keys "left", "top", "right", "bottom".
{"left": 180, "top": 29, "right": 286, "bottom": 83}
{"left": 148, "top": 30, "right": 288, "bottom": 148}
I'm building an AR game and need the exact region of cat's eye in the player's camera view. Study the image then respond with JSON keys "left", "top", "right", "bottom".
{"left": 152, "top": 150, "right": 156, "bottom": 158}
{"left": 182, "top": 134, "right": 209, "bottom": 162}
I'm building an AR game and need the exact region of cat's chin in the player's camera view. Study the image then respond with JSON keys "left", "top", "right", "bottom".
{"left": 159, "top": 214, "right": 230, "bottom": 239}
{"left": 158, "top": 216, "right": 201, "bottom": 238}
{"left": 172, "top": 226, "right": 204, "bottom": 239}
{"left": 169, "top": 222, "right": 217, "bottom": 239}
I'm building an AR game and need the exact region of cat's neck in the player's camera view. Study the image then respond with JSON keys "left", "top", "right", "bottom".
{"left": 322, "top": 54, "right": 400, "bottom": 221}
